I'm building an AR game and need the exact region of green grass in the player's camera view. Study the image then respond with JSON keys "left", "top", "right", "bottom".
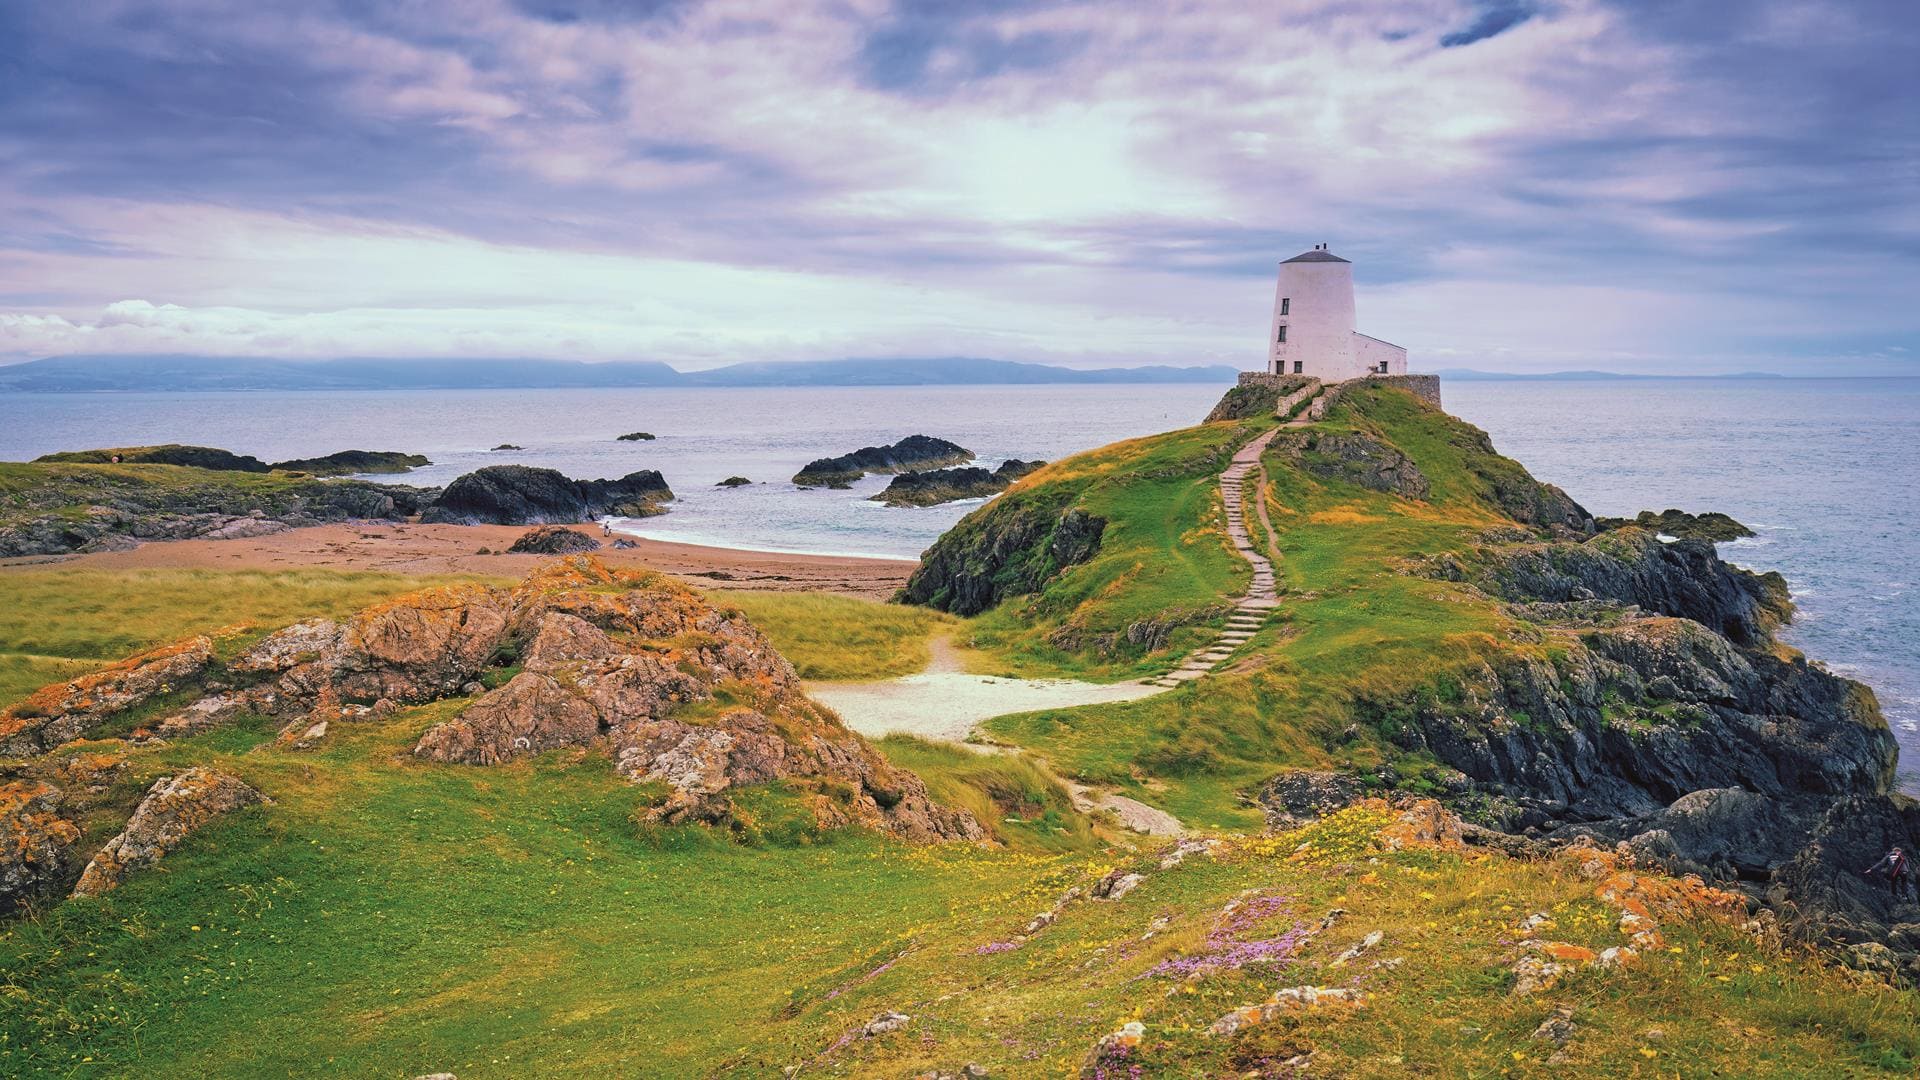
{"left": 714, "top": 591, "right": 956, "bottom": 681}
{"left": 5, "top": 720, "right": 1913, "bottom": 1078}
{"left": 961, "top": 391, "right": 1526, "bottom": 830}
{"left": 0, "top": 568, "right": 498, "bottom": 707}
{"left": 963, "top": 421, "right": 1262, "bottom": 680}
{"left": 875, "top": 734, "right": 1096, "bottom": 851}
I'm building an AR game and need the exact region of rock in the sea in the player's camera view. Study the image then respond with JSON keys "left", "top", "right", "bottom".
{"left": 71, "top": 767, "right": 266, "bottom": 897}
{"left": 792, "top": 435, "right": 973, "bottom": 489}
{"left": 268, "top": 450, "right": 431, "bottom": 475}
{"left": 420, "top": 465, "right": 673, "bottom": 525}
{"left": 0, "top": 781, "right": 82, "bottom": 914}
{"left": 1596, "top": 508, "right": 1755, "bottom": 543}
{"left": 716, "top": 476, "right": 752, "bottom": 488}
{"left": 869, "top": 459, "right": 1046, "bottom": 508}
{"left": 506, "top": 526, "right": 602, "bottom": 554}
{"left": 616, "top": 431, "right": 655, "bottom": 441}
{"left": 0, "top": 636, "right": 212, "bottom": 756}
{"left": 490, "top": 443, "right": 523, "bottom": 451}
{"left": 35, "top": 444, "right": 271, "bottom": 472}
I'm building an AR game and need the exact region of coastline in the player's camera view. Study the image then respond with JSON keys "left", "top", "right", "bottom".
{"left": 0, "top": 521, "right": 917, "bottom": 600}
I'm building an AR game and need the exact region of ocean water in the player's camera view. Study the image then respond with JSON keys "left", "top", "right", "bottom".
{"left": 2, "top": 378, "right": 1914, "bottom": 785}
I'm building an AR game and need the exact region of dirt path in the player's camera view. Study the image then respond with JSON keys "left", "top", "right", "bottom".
{"left": 0, "top": 522, "right": 916, "bottom": 600}
{"left": 1143, "top": 385, "right": 1321, "bottom": 688}
{"left": 807, "top": 634, "right": 1162, "bottom": 743}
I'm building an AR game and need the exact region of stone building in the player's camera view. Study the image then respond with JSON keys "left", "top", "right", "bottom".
{"left": 1266, "top": 245, "right": 1407, "bottom": 380}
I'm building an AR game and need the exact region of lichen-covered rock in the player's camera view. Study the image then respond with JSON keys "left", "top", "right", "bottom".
{"left": 71, "top": 767, "right": 265, "bottom": 897}
{"left": 0, "top": 781, "right": 82, "bottom": 913}
{"left": 1597, "top": 508, "right": 1754, "bottom": 543}
{"left": 0, "top": 636, "right": 211, "bottom": 756}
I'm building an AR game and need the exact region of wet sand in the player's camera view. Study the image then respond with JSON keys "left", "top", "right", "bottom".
{"left": 0, "top": 522, "right": 916, "bottom": 600}
{"left": 807, "top": 635, "right": 1163, "bottom": 742}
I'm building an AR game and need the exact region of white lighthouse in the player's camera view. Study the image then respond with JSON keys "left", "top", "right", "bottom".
{"left": 1266, "top": 245, "right": 1407, "bottom": 380}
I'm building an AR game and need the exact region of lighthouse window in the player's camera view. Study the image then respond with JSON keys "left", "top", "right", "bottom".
{"left": 1275, "top": 325, "right": 1287, "bottom": 343}
{"left": 1280, "top": 298, "right": 1290, "bottom": 315}
{"left": 1293, "top": 361, "right": 1303, "bottom": 374}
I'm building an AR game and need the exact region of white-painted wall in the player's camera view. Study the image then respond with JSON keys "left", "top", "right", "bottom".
{"left": 1353, "top": 332, "right": 1407, "bottom": 376}
{"left": 1262, "top": 248, "right": 1410, "bottom": 380}
{"left": 1268, "top": 258, "right": 1355, "bottom": 380}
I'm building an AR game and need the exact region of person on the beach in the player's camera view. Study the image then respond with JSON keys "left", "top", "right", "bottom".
{"left": 601, "top": 519, "right": 612, "bottom": 537}
{"left": 1863, "top": 846, "right": 1919, "bottom": 903}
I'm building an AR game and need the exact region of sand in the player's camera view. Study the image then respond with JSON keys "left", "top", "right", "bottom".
{"left": 0, "top": 522, "right": 916, "bottom": 600}
{"left": 807, "top": 635, "right": 1163, "bottom": 743}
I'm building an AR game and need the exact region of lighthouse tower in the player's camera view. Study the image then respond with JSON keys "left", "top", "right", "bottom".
{"left": 1266, "top": 244, "right": 1406, "bottom": 380}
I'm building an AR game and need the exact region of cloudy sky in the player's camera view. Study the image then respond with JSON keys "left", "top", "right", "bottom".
{"left": 1, "top": 0, "right": 1915, "bottom": 374}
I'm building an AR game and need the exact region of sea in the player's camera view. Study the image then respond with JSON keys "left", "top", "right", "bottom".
{"left": 2, "top": 378, "right": 1915, "bottom": 787}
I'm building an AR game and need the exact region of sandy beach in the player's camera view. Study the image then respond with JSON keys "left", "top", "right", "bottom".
{"left": 0, "top": 522, "right": 917, "bottom": 600}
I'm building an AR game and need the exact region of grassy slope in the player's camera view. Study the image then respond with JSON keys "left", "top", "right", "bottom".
{"left": 5, "top": 719, "right": 1913, "bottom": 1078}
{"left": 965, "top": 421, "right": 1263, "bottom": 680}
{"left": 0, "top": 461, "right": 314, "bottom": 525}
{"left": 4, "top": 392, "right": 1917, "bottom": 1076}
{"left": 0, "top": 568, "right": 502, "bottom": 708}
{"left": 981, "top": 387, "right": 1520, "bottom": 829}
{"left": 717, "top": 591, "right": 955, "bottom": 681}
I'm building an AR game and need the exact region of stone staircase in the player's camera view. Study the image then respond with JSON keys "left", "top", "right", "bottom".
{"left": 1144, "top": 428, "right": 1287, "bottom": 689}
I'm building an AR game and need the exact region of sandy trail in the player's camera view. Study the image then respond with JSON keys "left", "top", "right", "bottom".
{"left": 0, "top": 522, "right": 915, "bottom": 600}
{"left": 808, "top": 634, "right": 1162, "bottom": 743}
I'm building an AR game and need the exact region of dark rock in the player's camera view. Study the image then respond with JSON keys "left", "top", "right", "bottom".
{"left": 35, "top": 444, "right": 270, "bottom": 472}
{"left": 268, "top": 450, "right": 430, "bottom": 475}
{"left": 716, "top": 476, "right": 752, "bottom": 487}
{"left": 506, "top": 526, "right": 602, "bottom": 554}
{"left": 616, "top": 432, "right": 655, "bottom": 441}
{"left": 611, "top": 538, "right": 637, "bottom": 549}
{"left": 1467, "top": 527, "right": 1790, "bottom": 647}
{"left": 792, "top": 435, "right": 973, "bottom": 488}
{"left": 1270, "top": 430, "right": 1429, "bottom": 499}
{"left": 1596, "top": 509, "right": 1756, "bottom": 543}
{"left": 491, "top": 443, "right": 523, "bottom": 451}
{"left": 869, "top": 459, "right": 1046, "bottom": 508}
{"left": 576, "top": 470, "right": 674, "bottom": 517}
{"left": 901, "top": 488, "right": 1105, "bottom": 616}
{"left": 1257, "top": 769, "right": 1369, "bottom": 829}
{"left": 420, "top": 466, "right": 673, "bottom": 525}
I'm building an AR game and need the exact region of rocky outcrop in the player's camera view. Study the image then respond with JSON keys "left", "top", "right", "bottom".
{"left": 616, "top": 431, "right": 655, "bottom": 441}
{"left": 869, "top": 459, "right": 1046, "bottom": 508}
{"left": 792, "top": 435, "right": 973, "bottom": 489}
{"left": 268, "top": 450, "right": 430, "bottom": 475}
{"left": 0, "top": 781, "right": 81, "bottom": 914}
{"left": 1269, "top": 430, "right": 1429, "bottom": 499}
{"left": 1597, "top": 509, "right": 1755, "bottom": 543}
{"left": 419, "top": 465, "right": 672, "bottom": 525}
{"left": 716, "top": 476, "right": 752, "bottom": 488}
{"left": 506, "top": 526, "right": 601, "bottom": 554}
{"left": 35, "top": 444, "right": 270, "bottom": 471}
{"left": 130, "top": 557, "right": 976, "bottom": 841}
{"left": 1451, "top": 526, "right": 1790, "bottom": 646}
{"left": 901, "top": 489, "right": 1106, "bottom": 616}
{"left": 1369, "top": 517, "right": 1913, "bottom": 958}
{"left": 0, "top": 636, "right": 212, "bottom": 755}
{"left": 0, "top": 465, "right": 434, "bottom": 557}
{"left": 71, "top": 768, "right": 265, "bottom": 897}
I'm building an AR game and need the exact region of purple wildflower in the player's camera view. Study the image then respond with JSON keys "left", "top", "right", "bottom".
{"left": 1144, "top": 894, "right": 1308, "bottom": 979}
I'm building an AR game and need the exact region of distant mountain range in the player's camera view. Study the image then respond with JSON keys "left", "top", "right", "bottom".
{"left": 0, "top": 354, "right": 1242, "bottom": 392}
{"left": 1428, "top": 368, "right": 1790, "bottom": 381}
